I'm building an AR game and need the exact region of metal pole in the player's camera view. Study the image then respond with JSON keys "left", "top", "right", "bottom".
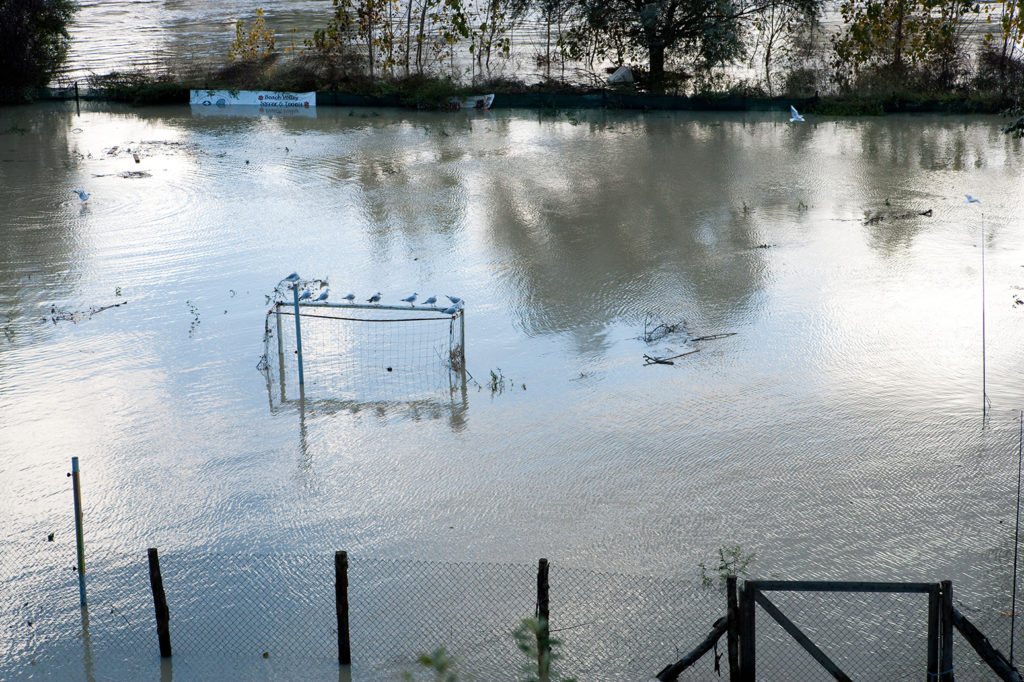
{"left": 1012, "top": 410, "right": 1023, "bottom": 664}
{"left": 459, "top": 309, "right": 466, "bottom": 370}
{"left": 275, "top": 302, "right": 284, "bottom": 359}
{"left": 292, "top": 285, "right": 305, "bottom": 387}
{"left": 982, "top": 213, "right": 987, "bottom": 414}
{"left": 71, "top": 457, "right": 87, "bottom": 605}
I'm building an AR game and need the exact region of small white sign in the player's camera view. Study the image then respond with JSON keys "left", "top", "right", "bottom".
{"left": 189, "top": 90, "right": 316, "bottom": 108}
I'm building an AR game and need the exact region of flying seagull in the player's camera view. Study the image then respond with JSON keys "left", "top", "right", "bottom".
{"left": 343, "top": 293, "right": 356, "bottom": 303}
{"left": 368, "top": 292, "right": 382, "bottom": 304}
{"left": 422, "top": 295, "right": 437, "bottom": 306}
{"left": 315, "top": 289, "right": 329, "bottom": 302}
{"left": 402, "top": 293, "right": 418, "bottom": 305}
{"left": 965, "top": 194, "right": 981, "bottom": 204}
{"left": 73, "top": 189, "right": 90, "bottom": 202}
{"left": 789, "top": 105, "right": 805, "bottom": 123}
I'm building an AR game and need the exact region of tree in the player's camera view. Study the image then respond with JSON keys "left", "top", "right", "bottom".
{"left": 0, "top": 0, "right": 77, "bottom": 97}
{"left": 748, "top": 0, "right": 818, "bottom": 94}
{"left": 831, "top": 0, "right": 975, "bottom": 90}
{"left": 229, "top": 8, "right": 276, "bottom": 61}
{"left": 565, "top": 0, "right": 816, "bottom": 92}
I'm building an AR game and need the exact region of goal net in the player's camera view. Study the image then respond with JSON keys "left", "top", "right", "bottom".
{"left": 262, "top": 302, "right": 465, "bottom": 404}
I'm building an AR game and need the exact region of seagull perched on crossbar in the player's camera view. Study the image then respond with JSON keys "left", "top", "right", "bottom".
{"left": 789, "top": 105, "right": 805, "bottom": 123}
{"left": 447, "top": 295, "right": 462, "bottom": 305}
{"left": 343, "top": 293, "right": 356, "bottom": 303}
{"left": 299, "top": 289, "right": 312, "bottom": 301}
{"left": 402, "top": 292, "right": 417, "bottom": 306}
{"left": 315, "top": 289, "right": 329, "bottom": 302}
{"left": 368, "top": 292, "right": 382, "bottom": 304}
{"left": 422, "top": 295, "right": 437, "bottom": 306}
{"left": 443, "top": 300, "right": 464, "bottom": 315}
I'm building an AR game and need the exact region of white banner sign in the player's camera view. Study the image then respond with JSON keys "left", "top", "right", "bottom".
{"left": 190, "top": 90, "right": 316, "bottom": 108}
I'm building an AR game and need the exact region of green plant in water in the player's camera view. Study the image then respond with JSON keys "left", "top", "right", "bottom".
{"left": 513, "top": 617, "right": 576, "bottom": 682}
{"left": 405, "top": 618, "right": 575, "bottom": 682}
{"left": 402, "top": 645, "right": 459, "bottom": 681}
{"left": 699, "top": 544, "right": 756, "bottom": 589}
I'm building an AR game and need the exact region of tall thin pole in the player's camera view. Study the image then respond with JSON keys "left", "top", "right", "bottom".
{"left": 71, "top": 457, "right": 87, "bottom": 605}
{"left": 292, "top": 284, "right": 305, "bottom": 387}
{"left": 982, "top": 212, "right": 988, "bottom": 414}
{"left": 1012, "top": 410, "right": 1023, "bottom": 664}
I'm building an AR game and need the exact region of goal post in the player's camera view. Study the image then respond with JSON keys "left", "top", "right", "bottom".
{"left": 262, "top": 300, "right": 466, "bottom": 403}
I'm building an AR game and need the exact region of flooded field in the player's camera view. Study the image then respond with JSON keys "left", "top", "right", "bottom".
{"left": 2, "top": 102, "right": 1024, "bottom": 679}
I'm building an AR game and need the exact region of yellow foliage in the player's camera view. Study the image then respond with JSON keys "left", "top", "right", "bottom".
{"left": 229, "top": 8, "right": 277, "bottom": 61}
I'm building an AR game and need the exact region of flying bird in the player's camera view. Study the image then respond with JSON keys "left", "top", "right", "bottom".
{"left": 368, "top": 292, "right": 382, "bottom": 303}
{"left": 965, "top": 194, "right": 981, "bottom": 204}
{"left": 422, "top": 295, "right": 437, "bottom": 306}
{"left": 315, "top": 289, "right": 329, "bottom": 302}
{"left": 73, "top": 189, "right": 90, "bottom": 202}
{"left": 402, "top": 293, "right": 418, "bottom": 305}
{"left": 343, "top": 293, "right": 356, "bottom": 303}
{"left": 789, "top": 105, "right": 804, "bottom": 123}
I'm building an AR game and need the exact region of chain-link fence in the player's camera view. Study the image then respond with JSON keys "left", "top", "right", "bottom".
{"left": 0, "top": 547, "right": 1017, "bottom": 681}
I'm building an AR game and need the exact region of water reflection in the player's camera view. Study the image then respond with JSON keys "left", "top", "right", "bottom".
{"left": 5, "top": 104, "right": 1024, "bottom": 681}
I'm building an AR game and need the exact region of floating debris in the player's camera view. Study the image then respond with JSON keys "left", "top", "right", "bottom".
{"left": 864, "top": 208, "right": 932, "bottom": 225}
{"left": 50, "top": 301, "right": 128, "bottom": 324}
{"left": 640, "top": 314, "right": 688, "bottom": 344}
{"left": 644, "top": 349, "right": 700, "bottom": 365}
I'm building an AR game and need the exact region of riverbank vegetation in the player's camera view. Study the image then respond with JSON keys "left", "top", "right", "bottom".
{"left": 0, "top": 0, "right": 77, "bottom": 102}
{"left": 15, "top": 0, "right": 1024, "bottom": 122}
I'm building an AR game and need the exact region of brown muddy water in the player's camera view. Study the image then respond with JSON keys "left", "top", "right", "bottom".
{"left": 1, "top": 102, "right": 1024, "bottom": 680}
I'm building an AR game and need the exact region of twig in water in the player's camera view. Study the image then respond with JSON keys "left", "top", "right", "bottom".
{"left": 644, "top": 348, "right": 700, "bottom": 366}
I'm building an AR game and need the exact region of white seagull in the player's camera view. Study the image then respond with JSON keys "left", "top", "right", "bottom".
{"left": 402, "top": 292, "right": 418, "bottom": 306}
{"left": 965, "top": 194, "right": 981, "bottom": 204}
{"left": 789, "top": 105, "right": 805, "bottom": 123}
{"left": 283, "top": 272, "right": 300, "bottom": 283}
{"left": 343, "top": 293, "right": 356, "bottom": 303}
{"left": 368, "top": 292, "right": 382, "bottom": 304}
{"left": 442, "top": 300, "right": 464, "bottom": 315}
{"left": 315, "top": 289, "right": 329, "bottom": 302}
{"left": 422, "top": 295, "right": 437, "bottom": 306}
{"left": 446, "top": 295, "right": 462, "bottom": 305}
{"left": 73, "top": 189, "right": 90, "bottom": 202}
{"left": 298, "top": 288, "right": 312, "bottom": 301}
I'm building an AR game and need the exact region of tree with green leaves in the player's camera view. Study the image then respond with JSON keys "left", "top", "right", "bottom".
{"left": 563, "top": 0, "right": 819, "bottom": 92}
{"left": 0, "top": 0, "right": 77, "bottom": 98}
{"left": 831, "top": 0, "right": 975, "bottom": 90}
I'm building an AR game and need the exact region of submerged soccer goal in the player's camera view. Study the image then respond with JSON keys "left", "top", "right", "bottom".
{"left": 262, "top": 301, "right": 465, "bottom": 403}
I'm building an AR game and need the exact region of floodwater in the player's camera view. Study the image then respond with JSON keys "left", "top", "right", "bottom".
{"left": 2, "top": 103, "right": 1024, "bottom": 679}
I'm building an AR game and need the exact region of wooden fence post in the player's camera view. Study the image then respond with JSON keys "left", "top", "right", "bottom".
{"left": 927, "top": 584, "right": 940, "bottom": 679}
{"left": 537, "top": 558, "right": 550, "bottom": 682}
{"left": 727, "top": 576, "right": 740, "bottom": 681}
{"left": 336, "top": 551, "right": 351, "bottom": 665}
{"left": 739, "top": 581, "right": 756, "bottom": 682}
{"left": 940, "top": 580, "right": 953, "bottom": 682}
{"left": 147, "top": 548, "right": 171, "bottom": 658}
